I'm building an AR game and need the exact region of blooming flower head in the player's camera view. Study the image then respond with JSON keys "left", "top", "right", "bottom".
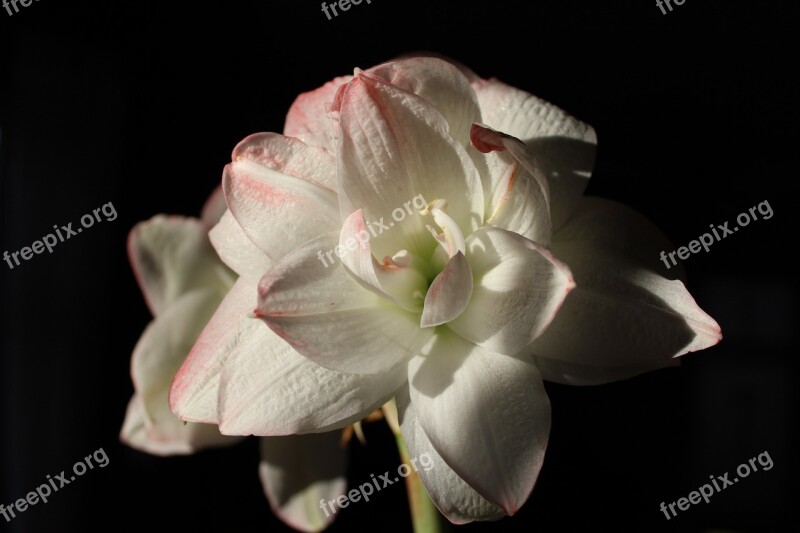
{"left": 170, "top": 56, "right": 721, "bottom": 523}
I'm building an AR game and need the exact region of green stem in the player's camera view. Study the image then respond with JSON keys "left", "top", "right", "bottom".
{"left": 395, "top": 432, "right": 447, "bottom": 533}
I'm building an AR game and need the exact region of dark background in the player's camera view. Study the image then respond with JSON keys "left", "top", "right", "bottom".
{"left": 1, "top": 0, "right": 797, "bottom": 531}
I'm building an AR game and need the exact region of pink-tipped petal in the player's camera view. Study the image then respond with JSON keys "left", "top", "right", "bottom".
{"left": 529, "top": 240, "right": 722, "bottom": 385}
{"left": 169, "top": 277, "right": 265, "bottom": 424}
{"left": 222, "top": 159, "right": 339, "bottom": 263}
{"left": 470, "top": 123, "right": 552, "bottom": 245}
{"left": 368, "top": 57, "right": 482, "bottom": 146}
{"left": 420, "top": 252, "right": 472, "bottom": 328}
{"left": 232, "top": 132, "right": 337, "bottom": 191}
{"left": 335, "top": 71, "right": 483, "bottom": 245}
{"left": 284, "top": 75, "right": 352, "bottom": 150}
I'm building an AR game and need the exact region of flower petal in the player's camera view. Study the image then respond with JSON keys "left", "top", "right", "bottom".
{"left": 449, "top": 227, "right": 574, "bottom": 355}
{"left": 120, "top": 394, "right": 234, "bottom": 456}
{"left": 284, "top": 75, "right": 352, "bottom": 151}
{"left": 408, "top": 331, "right": 551, "bottom": 514}
{"left": 529, "top": 240, "right": 722, "bottom": 385}
{"left": 473, "top": 78, "right": 597, "bottom": 229}
{"left": 222, "top": 159, "right": 339, "bottom": 262}
{"left": 337, "top": 209, "right": 427, "bottom": 312}
{"left": 169, "top": 277, "right": 263, "bottom": 424}
{"left": 128, "top": 215, "right": 233, "bottom": 316}
{"left": 217, "top": 314, "right": 406, "bottom": 436}
{"left": 420, "top": 252, "right": 472, "bottom": 328}
{"left": 232, "top": 132, "right": 337, "bottom": 191}
{"left": 554, "top": 196, "right": 684, "bottom": 280}
{"left": 208, "top": 210, "right": 273, "bottom": 281}
{"left": 200, "top": 186, "right": 227, "bottom": 228}
{"left": 470, "top": 123, "right": 552, "bottom": 245}
{"left": 259, "top": 434, "right": 347, "bottom": 532}
{"left": 334, "top": 71, "right": 483, "bottom": 245}
{"left": 368, "top": 57, "right": 481, "bottom": 147}
{"left": 132, "top": 289, "right": 221, "bottom": 427}
{"left": 256, "top": 233, "right": 433, "bottom": 375}
{"left": 396, "top": 386, "right": 505, "bottom": 524}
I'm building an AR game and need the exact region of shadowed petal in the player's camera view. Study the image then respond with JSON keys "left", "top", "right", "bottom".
{"left": 128, "top": 215, "right": 233, "bottom": 316}
{"left": 259, "top": 434, "right": 347, "bottom": 532}
{"left": 396, "top": 386, "right": 505, "bottom": 524}
{"left": 529, "top": 241, "right": 722, "bottom": 385}
{"left": 408, "top": 331, "right": 551, "bottom": 515}
{"left": 473, "top": 78, "right": 597, "bottom": 229}
{"left": 449, "top": 227, "right": 574, "bottom": 354}
{"left": 120, "top": 394, "right": 235, "bottom": 456}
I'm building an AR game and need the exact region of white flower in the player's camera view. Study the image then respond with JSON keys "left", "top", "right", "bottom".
{"left": 170, "top": 57, "right": 721, "bottom": 523}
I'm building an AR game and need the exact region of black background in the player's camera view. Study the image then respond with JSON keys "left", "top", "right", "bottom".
{"left": 1, "top": 1, "right": 798, "bottom": 531}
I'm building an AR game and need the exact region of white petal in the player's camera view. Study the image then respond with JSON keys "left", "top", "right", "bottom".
{"left": 217, "top": 318, "right": 406, "bottom": 436}
{"left": 223, "top": 160, "right": 339, "bottom": 263}
{"left": 284, "top": 75, "right": 352, "bottom": 150}
{"left": 554, "top": 196, "right": 684, "bottom": 279}
{"left": 368, "top": 57, "right": 482, "bottom": 147}
{"left": 132, "top": 290, "right": 221, "bottom": 426}
{"left": 232, "top": 132, "right": 337, "bottom": 191}
{"left": 420, "top": 252, "right": 472, "bottom": 328}
{"left": 449, "top": 227, "right": 574, "bottom": 355}
{"left": 259, "top": 434, "right": 347, "bottom": 532}
{"left": 256, "top": 233, "right": 433, "bottom": 375}
{"left": 408, "top": 331, "right": 551, "bottom": 514}
{"left": 470, "top": 123, "right": 552, "bottom": 245}
{"left": 337, "top": 209, "right": 427, "bottom": 312}
{"left": 334, "top": 71, "right": 483, "bottom": 248}
{"left": 169, "top": 277, "right": 264, "bottom": 424}
{"left": 473, "top": 78, "right": 597, "bottom": 229}
{"left": 200, "top": 186, "right": 227, "bottom": 228}
{"left": 529, "top": 241, "right": 722, "bottom": 385}
{"left": 473, "top": 78, "right": 596, "bottom": 144}
{"left": 120, "top": 394, "right": 234, "bottom": 456}
{"left": 209, "top": 210, "right": 273, "bottom": 281}
{"left": 396, "top": 386, "right": 505, "bottom": 524}
{"left": 128, "top": 215, "right": 233, "bottom": 316}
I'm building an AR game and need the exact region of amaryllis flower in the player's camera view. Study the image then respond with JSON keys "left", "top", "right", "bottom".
{"left": 122, "top": 190, "right": 347, "bottom": 532}
{"left": 170, "top": 56, "right": 721, "bottom": 523}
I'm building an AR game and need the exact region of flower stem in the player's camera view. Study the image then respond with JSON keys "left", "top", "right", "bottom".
{"left": 382, "top": 399, "right": 447, "bottom": 532}
{"left": 394, "top": 428, "right": 447, "bottom": 533}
